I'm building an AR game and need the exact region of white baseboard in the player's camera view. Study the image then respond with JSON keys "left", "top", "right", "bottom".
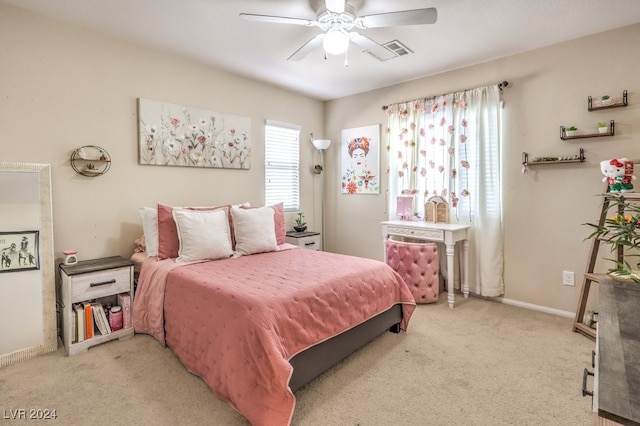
{"left": 482, "top": 296, "right": 575, "bottom": 318}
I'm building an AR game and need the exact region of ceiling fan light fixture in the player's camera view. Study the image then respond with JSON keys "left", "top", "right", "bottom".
{"left": 325, "top": 0, "right": 345, "bottom": 14}
{"left": 323, "top": 29, "right": 350, "bottom": 55}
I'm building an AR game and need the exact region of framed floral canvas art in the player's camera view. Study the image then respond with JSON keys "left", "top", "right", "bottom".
{"left": 138, "top": 98, "right": 251, "bottom": 169}
{"left": 341, "top": 124, "right": 380, "bottom": 194}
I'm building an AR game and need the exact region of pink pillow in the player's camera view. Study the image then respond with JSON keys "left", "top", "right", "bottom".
{"left": 157, "top": 204, "right": 229, "bottom": 259}
{"left": 271, "top": 203, "right": 286, "bottom": 245}
{"left": 157, "top": 204, "right": 180, "bottom": 259}
{"left": 241, "top": 203, "right": 285, "bottom": 245}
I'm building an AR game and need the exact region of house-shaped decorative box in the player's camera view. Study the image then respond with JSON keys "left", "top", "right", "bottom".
{"left": 425, "top": 196, "right": 449, "bottom": 223}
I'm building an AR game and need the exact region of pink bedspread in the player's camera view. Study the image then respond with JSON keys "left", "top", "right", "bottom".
{"left": 134, "top": 247, "right": 415, "bottom": 426}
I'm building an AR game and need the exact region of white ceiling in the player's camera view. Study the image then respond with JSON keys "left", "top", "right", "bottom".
{"left": 3, "top": 0, "right": 640, "bottom": 101}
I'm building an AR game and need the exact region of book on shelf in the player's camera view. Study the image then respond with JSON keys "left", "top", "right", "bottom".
{"left": 118, "top": 293, "right": 131, "bottom": 329}
{"left": 91, "top": 302, "right": 111, "bottom": 336}
{"left": 100, "top": 304, "right": 111, "bottom": 335}
{"left": 82, "top": 301, "right": 94, "bottom": 340}
{"left": 73, "top": 303, "right": 85, "bottom": 343}
{"left": 71, "top": 309, "right": 76, "bottom": 344}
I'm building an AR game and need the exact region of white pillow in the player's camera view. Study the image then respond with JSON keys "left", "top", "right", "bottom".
{"left": 139, "top": 207, "right": 158, "bottom": 257}
{"left": 231, "top": 206, "right": 277, "bottom": 256}
{"left": 173, "top": 208, "right": 233, "bottom": 262}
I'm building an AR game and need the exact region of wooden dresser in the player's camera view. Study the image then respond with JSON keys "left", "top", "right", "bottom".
{"left": 595, "top": 277, "right": 640, "bottom": 425}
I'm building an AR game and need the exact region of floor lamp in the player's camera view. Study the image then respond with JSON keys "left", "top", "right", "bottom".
{"left": 311, "top": 138, "right": 331, "bottom": 250}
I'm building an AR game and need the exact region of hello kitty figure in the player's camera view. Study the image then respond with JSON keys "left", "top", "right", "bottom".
{"left": 601, "top": 158, "right": 635, "bottom": 192}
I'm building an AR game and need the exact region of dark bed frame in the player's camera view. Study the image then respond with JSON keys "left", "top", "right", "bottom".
{"left": 288, "top": 304, "right": 403, "bottom": 392}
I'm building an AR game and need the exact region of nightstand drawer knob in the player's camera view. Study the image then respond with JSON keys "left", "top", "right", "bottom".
{"left": 305, "top": 242, "right": 316, "bottom": 247}
{"left": 90, "top": 279, "right": 116, "bottom": 287}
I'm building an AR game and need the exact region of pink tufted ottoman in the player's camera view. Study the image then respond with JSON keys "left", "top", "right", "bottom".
{"left": 385, "top": 239, "right": 440, "bottom": 304}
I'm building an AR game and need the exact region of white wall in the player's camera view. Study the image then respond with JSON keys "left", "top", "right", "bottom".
{"left": 0, "top": 3, "right": 324, "bottom": 264}
{"left": 324, "top": 24, "right": 640, "bottom": 313}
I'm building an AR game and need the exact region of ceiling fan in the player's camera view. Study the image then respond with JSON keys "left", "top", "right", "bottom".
{"left": 240, "top": 0, "right": 437, "bottom": 62}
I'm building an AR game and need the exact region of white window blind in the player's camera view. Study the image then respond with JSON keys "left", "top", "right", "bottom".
{"left": 265, "top": 120, "right": 301, "bottom": 211}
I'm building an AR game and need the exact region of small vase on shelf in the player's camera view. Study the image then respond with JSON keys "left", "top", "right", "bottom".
{"left": 293, "top": 226, "right": 307, "bottom": 232}
{"left": 598, "top": 123, "right": 608, "bottom": 134}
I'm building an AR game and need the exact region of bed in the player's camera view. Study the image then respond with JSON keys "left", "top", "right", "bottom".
{"left": 132, "top": 203, "right": 416, "bottom": 425}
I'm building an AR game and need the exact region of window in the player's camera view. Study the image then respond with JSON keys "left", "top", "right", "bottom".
{"left": 265, "top": 120, "right": 301, "bottom": 211}
{"left": 386, "top": 85, "right": 504, "bottom": 297}
{"left": 387, "top": 87, "right": 502, "bottom": 222}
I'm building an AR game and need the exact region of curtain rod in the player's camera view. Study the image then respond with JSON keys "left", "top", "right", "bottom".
{"left": 381, "top": 80, "right": 509, "bottom": 111}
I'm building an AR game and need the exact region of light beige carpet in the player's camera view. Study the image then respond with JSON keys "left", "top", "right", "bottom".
{"left": 1, "top": 297, "right": 595, "bottom": 425}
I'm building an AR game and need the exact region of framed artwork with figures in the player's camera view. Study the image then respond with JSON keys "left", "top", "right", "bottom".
{"left": 0, "top": 231, "right": 40, "bottom": 273}
{"left": 341, "top": 124, "right": 380, "bottom": 194}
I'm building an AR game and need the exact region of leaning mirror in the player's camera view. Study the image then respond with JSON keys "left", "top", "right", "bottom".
{"left": 0, "top": 162, "right": 57, "bottom": 366}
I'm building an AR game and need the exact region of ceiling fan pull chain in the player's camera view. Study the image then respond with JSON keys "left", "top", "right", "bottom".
{"left": 344, "top": 49, "right": 349, "bottom": 67}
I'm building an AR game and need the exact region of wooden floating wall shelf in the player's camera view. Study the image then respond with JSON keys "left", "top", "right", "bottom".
{"left": 588, "top": 90, "right": 628, "bottom": 111}
{"left": 560, "top": 120, "right": 614, "bottom": 140}
{"left": 522, "top": 148, "right": 585, "bottom": 166}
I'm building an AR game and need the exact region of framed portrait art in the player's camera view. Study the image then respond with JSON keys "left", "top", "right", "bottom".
{"left": 0, "top": 231, "right": 40, "bottom": 273}
{"left": 341, "top": 124, "right": 380, "bottom": 194}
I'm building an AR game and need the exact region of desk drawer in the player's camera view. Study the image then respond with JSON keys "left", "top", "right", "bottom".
{"left": 71, "top": 266, "right": 131, "bottom": 302}
{"left": 387, "top": 226, "right": 444, "bottom": 241}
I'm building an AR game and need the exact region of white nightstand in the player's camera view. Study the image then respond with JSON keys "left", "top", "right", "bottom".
{"left": 286, "top": 231, "right": 321, "bottom": 251}
{"left": 59, "top": 256, "right": 134, "bottom": 356}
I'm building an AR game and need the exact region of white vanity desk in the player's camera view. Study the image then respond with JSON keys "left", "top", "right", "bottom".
{"left": 381, "top": 220, "right": 471, "bottom": 308}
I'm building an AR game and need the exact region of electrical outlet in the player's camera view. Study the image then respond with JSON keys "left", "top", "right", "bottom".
{"left": 563, "top": 271, "right": 575, "bottom": 286}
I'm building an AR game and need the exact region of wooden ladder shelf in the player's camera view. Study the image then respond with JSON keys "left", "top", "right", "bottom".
{"left": 573, "top": 190, "right": 640, "bottom": 340}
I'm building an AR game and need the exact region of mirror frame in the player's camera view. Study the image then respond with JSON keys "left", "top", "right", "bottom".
{"left": 0, "top": 162, "right": 57, "bottom": 366}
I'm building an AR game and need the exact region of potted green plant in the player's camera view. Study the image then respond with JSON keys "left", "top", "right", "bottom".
{"left": 598, "top": 122, "right": 609, "bottom": 134}
{"left": 601, "top": 95, "right": 612, "bottom": 106}
{"left": 84, "top": 163, "right": 100, "bottom": 174}
{"left": 294, "top": 211, "right": 307, "bottom": 232}
{"left": 584, "top": 194, "right": 640, "bottom": 281}
{"left": 313, "top": 164, "right": 323, "bottom": 175}
{"left": 565, "top": 126, "right": 577, "bottom": 137}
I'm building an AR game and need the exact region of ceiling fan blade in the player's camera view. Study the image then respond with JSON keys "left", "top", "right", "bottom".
{"left": 349, "top": 32, "right": 396, "bottom": 61}
{"left": 239, "top": 13, "right": 316, "bottom": 27}
{"left": 325, "top": 0, "right": 345, "bottom": 13}
{"left": 288, "top": 34, "right": 325, "bottom": 61}
{"left": 357, "top": 8, "right": 438, "bottom": 28}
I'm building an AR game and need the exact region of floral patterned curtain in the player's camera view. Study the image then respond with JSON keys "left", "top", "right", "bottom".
{"left": 385, "top": 85, "right": 504, "bottom": 297}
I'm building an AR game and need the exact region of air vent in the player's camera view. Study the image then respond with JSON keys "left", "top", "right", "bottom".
{"left": 383, "top": 40, "right": 413, "bottom": 56}
{"left": 365, "top": 39, "right": 412, "bottom": 62}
